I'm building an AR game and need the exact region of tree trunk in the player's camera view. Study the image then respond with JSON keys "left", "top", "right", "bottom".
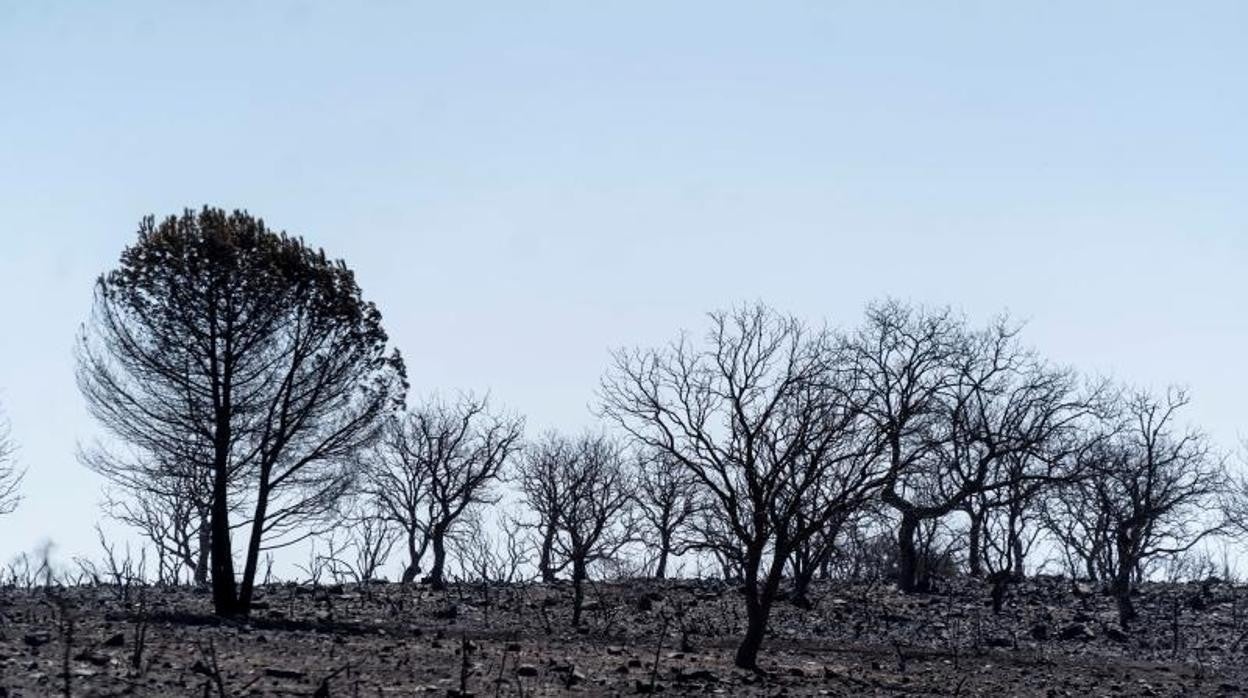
{"left": 654, "top": 532, "right": 670, "bottom": 580}
{"left": 732, "top": 545, "right": 786, "bottom": 670}
{"left": 966, "top": 508, "right": 984, "bottom": 578}
{"left": 791, "top": 563, "right": 817, "bottom": 609}
{"left": 237, "top": 480, "right": 271, "bottom": 613}
{"left": 209, "top": 448, "right": 239, "bottom": 616}
{"left": 401, "top": 529, "right": 420, "bottom": 584}
{"left": 538, "top": 524, "right": 557, "bottom": 583}
{"left": 896, "top": 514, "right": 921, "bottom": 593}
{"left": 1112, "top": 566, "right": 1136, "bottom": 629}
{"left": 571, "top": 558, "right": 587, "bottom": 627}
{"left": 428, "top": 524, "right": 448, "bottom": 590}
{"left": 194, "top": 513, "right": 211, "bottom": 587}
{"left": 1010, "top": 535, "right": 1025, "bottom": 580}
{"left": 734, "top": 593, "right": 770, "bottom": 670}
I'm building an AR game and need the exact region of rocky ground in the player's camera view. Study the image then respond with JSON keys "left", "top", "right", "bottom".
{"left": 1, "top": 575, "right": 1247, "bottom": 696}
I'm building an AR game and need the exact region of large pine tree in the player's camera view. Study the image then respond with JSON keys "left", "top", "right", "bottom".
{"left": 79, "top": 207, "right": 406, "bottom": 615}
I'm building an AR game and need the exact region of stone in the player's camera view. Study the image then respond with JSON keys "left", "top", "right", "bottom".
{"left": 1058, "top": 623, "right": 1095, "bottom": 641}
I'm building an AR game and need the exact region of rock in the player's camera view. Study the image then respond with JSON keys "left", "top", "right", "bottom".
{"left": 73, "top": 650, "right": 110, "bottom": 667}
{"left": 1059, "top": 623, "right": 1095, "bottom": 641}
{"left": 190, "top": 660, "right": 212, "bottom": 676}
{"left": 1103, "top": 626, "right": 1129, "bottom": 643}
{"left": 264, "top": 668, "right": 307, "bottom": 680}
{"left": 674, "top": 668, "right": 718, "bottom": 684}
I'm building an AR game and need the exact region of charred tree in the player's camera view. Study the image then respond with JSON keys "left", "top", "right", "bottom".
{"left": 78, "top": 208, "right": 405, "bottom": 615}
{"left": 602, "top": 304, "right": 884, "bottom": 670}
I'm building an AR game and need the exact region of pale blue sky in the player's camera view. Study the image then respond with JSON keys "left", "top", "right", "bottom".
{"left": 0, "top": 2, "right": 1245, "bottom": 564}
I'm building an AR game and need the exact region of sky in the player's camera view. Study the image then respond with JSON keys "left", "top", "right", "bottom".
{"left": 0, "top": 1, "right": 1245, "bottom": 568}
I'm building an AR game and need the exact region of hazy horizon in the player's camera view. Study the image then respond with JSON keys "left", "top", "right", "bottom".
{"left": 1, "top": 2, "right": 1245, "bottom": 569}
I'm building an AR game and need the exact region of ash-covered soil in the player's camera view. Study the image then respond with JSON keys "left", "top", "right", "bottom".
{"left": 2, "top": 576, "right": 1246, "bottom": 696}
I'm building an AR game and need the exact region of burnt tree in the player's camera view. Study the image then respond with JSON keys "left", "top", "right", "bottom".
{"left": 365, "top": 394, "right": 522, "bottom": 589}
{"left": 634, "top": 449, "right": 702, "bottom": 579}
{"left": 515, "top": 433, "right": 577, "bottom": 583}
{"left": 846, "top": 301, "right": 1092, "bottom": 592}
{"left": 78, "top": 208, "right": 405, "bottom": 615}
{"left": 1045, "top": 388, "right": 1226, "bottom": 628}
{"left": 551, "top": 434, "right": 638, "bottom": 627}
{"left": 602, "top": 304, "right": 883, "bottom": 670}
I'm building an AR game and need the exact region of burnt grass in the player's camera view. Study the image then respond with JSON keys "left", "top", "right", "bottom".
{"left": 2, "top": 576, "right": 1248, "bottom": 696}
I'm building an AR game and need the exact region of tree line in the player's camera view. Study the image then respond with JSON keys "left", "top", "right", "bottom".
{"left": 0, "top": 207, "right": 1241, "bottom": 670}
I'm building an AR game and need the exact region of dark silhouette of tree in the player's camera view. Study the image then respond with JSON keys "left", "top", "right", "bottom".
{"left": 452, "top": 508, "right": 532, "bottom": 585}
{"left": 84, "top": 443, "right": 217, "bottom": 585}
{"left": 633, "top": 449, "right": 702, "bottom": 579}
{"left": 961, "top": 435, "right": 1095, "bottom": 581}
{"left": 363, "top": 419, "right": 431, "bottom": 584}
{"left": 335, "top": 498, "right": 400, "bottom": 583}
{"left": 0, "top": 403, "right": 22, "bottom": 516}
{"left": 104, "top": 479, "right": 207, "bottom": 585}
{"left": 364, "top": 394, "right": 523, "bottom": 589}
{"left": 839, "top": 302, "right": 963, "bottom": 592}
{"left": 551, "top": 433, "right": 638, "bottom": 627}
{"left": 601, "top": 304, "right": 883, "bottom": 670}
{"left": 1044, "top": 387, "right": 1227, "bottom": 628}
{"left": 78, "top": 207, "right": 405, "bottom": 616}
{"left": 845, "top": 301, "right": 1094, "bottom": 592}
{"left": 785, "top": 505, "right": 862, "bottom": 608}
{"left": 514, "top": 432, "right": 576, "bottom": 583}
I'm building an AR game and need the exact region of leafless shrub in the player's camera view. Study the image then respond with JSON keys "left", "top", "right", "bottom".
{"left": 0, "top": 404, "right": 23, "bottom": 516}
{"left": 1043, "top": 388, "right": 1228, "bottom": 628}
{"left": 324, "top": 501, "right": 400, "bottom": 584}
